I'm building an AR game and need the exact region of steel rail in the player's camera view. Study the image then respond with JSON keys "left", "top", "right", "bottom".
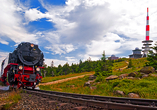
{"left": 24, "top": 89, "right": 157, "bottom": 110}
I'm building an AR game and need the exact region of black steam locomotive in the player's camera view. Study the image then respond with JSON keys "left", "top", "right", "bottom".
{"left": 0, "top": 42, "right": 44, "bottom": 88}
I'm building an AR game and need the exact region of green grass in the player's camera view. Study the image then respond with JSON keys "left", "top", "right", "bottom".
{"left": 1, "top": 90, "right": 21, "bottom": 109}
{"left": 40, "top": 58, "right": 157, "bottom": 99}
{"left": 41, "top": 71, "right": 94, "bottom": 83}
{"left": 40, "top": 75, "right": 157, "bottom": 99}
{"left": 112, "top": 60, "right": 128, "bottom": 70}
{"left": 112, "top": 58, "right": 148, "bottom": 76}
{"left": 110, "top": 76, "right": 157, "bottom": 99}
{"left": 40, "top": 75, "right": 95, "bottom": 95}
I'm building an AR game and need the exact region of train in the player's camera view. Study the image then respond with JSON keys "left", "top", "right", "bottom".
{"left": 0, "top": 42, "right": 44, "bottom": 89}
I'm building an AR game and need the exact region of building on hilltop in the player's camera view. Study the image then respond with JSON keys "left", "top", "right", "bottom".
{"left": 129, "top": 47, "right": 142, "bottom": 58}
{"left": 108, "top": 54, "right": 119, "bottom": 60}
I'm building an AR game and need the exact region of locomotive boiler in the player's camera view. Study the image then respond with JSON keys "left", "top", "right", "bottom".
{"left": 0, "top": 42, "right": 44, "bottom": 89}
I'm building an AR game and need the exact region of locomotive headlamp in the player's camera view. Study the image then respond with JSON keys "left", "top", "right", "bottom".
{"left": 31, "top": 44, "right": 34, "bottom": 48}
{"left": 36, "top": 67, "right": 40, "bottom": 71}
{"left": 19, "top": 65, "right": 23, "bottom": 70}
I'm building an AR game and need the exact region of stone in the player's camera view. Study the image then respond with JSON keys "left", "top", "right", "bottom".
{"left": 114, "top": 90, "right": 125, "bottom": 96}
{"left": 119, "top": 74, "right": 128, "bottom": 79}
{"left": 84, "top": 82, "right": 90, "bottom": 87}
{"left": 88, "top": 80, "right": 95, "bottom": 83}
{"left": 105, "top": 75, "right": 118, "bottom": 81}
{"left": 150, "top": 74, "right": 157, "bottom": 77}
{"left": 128, "top": 93, "right": 140, "bottom": 98}
{"left": 142, "top": 74, "right": 149, "bottom": 78}
{"left": 47, "top": 101, "right": 57, "bottom": 104}
{"left": 140, "top": 72, "right": 145, "bottom": 75}
{"left": 128, "top": 71, "right": 138, "bottom": 77}
{"left": 73, "top": 106, "right": 87, "bottom": 110}
{"left": 126, "top": 77, "right": 134, "bottom": 79}
{"left": 89, "top": 75, "right": 96, "bottom": 80}
{"left": 69, "top": 85, "right": 75, "bottom": 88}
{"left": 57, "top": 103, "right": 69, "bottom": 109}
{"left": 139, "top": 66, "right": 155, "bottom": 74}
{"left": 90, "top": 86, "right": 97, "bottom": 90}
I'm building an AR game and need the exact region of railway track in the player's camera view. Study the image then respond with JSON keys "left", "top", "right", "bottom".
{"left": 23, "top": 89, "right": 157, "bottom": 110}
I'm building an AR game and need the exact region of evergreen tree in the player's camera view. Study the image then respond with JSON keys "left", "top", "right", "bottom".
{"left": 57, "top": 64, "right": 62, "bottom": 75}
{"left": 62, "top": 63, "right": 71, "bottom": 75}
{"left": 101, "top": 53, "right": 106, "bottom": 62}
{"left": 146, "top": 42, "right": 157, "bottom": 69}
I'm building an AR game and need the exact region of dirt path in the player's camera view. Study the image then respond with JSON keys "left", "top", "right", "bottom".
{"left": 115, "top": 61, "right": 129, "bottom": 71}
{"left": 39, "top": 73, "right": 94, "bottom": 86}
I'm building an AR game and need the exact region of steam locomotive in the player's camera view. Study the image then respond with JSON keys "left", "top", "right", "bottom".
{"left": 0, "top": 42, "right": 44, "bottom": 89}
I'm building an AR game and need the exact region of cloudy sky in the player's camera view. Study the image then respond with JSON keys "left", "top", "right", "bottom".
{"left": 0, "top": 0, "right": 157, "bottom": 67}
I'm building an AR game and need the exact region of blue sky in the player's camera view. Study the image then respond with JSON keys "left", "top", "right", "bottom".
{"left": 0, "top": 0, "right": 157, "bottom": 67}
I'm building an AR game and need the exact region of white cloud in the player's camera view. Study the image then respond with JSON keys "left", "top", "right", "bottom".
{"left": 44, "top": 58, "right": 67, "bottom": 67}
{"left": 45, "top": 44, "right": 76, "bottom": 55}
{"left": 0, "top": 38, "right": 9, "bottom": 45}
{"left": 65, "top": 57, "right": 78, "bottom": 62}
{"left": 44, "top": 57, "right": 78, "bottom": 67}
{"left": 86, "top": 33, "right": 124, "bottom": 56}
{"left": 82, "top": 33, "right": 123, "bottom": 60}
{"left": 30, "top": 0, "right": 157, "bottom": 64}
{"left": 25, "top": 8, "right": 53, "bottom": 22}
{"left": 1, "top": 0, "right": 157, "bottom": 67}
{"left": 0, "top": 0, "right": 38, "bottom": 44}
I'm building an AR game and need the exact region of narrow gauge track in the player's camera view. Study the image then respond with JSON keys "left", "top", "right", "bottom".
{"left": 24, "top": 89, "right": 157, "bottom": 110}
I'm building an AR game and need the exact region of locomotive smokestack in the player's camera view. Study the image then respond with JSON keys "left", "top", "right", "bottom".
{"left": 146, "top": 7, "right": 149, "bottom": 40}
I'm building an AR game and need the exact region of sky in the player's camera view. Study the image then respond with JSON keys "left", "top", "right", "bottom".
{"left": 0, "top": 0, "right": 157, "bottom": 67}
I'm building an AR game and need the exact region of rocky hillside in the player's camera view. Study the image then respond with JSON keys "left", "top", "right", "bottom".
{"left": 40, "top": 58, "right": 157, "bottom": 99}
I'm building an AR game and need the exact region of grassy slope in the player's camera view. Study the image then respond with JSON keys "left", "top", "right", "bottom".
{"left": 112, "top": 58, "right": 148, "bottom": 75}
{"left": 40, "top": 58, "right": 157, "bottom": 99}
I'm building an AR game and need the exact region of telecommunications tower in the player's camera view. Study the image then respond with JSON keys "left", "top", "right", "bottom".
{"left": 142, "top": 7, "right": 153, "bottom": 57}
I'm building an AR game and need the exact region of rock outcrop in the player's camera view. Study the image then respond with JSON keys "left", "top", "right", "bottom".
{"left": 89, "top": 75, "right": 96, "bottom": 80}
{"left": 84, "top": 82, "right": 90, "bottom": 87}
{"left": 114, "top": 90, "right": 125, "bottom": 96}
{"left": 128, "top": 93, "right": 140, "bottom": 98}
{"left": 119, "top": 74, "right": 128, "bottom": 79}
{"left": 90, "top": 86, "right": 97, "bottom": 90}
{"left": 150, "top": 74, "right": 157, "bottom": 77}
{"left": 106, "top": 75, "right": 118, "bottom": 81}
{"left": 84, "top": 80, "right": 95, "bottom": 87}
{"left": 139, "top": 66, "right": 155, "bottom": 74}
{"left": 69, "top": 85, "right": 75, "bottom": 88}
{"left": 126, "top": 77, "right": 134, "bottom": 79}
{"left": 128, "top": 71, "right": 138, "bottom": 77}
{"left": 142, "top": 74, "right": 149, "bottom": 78}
